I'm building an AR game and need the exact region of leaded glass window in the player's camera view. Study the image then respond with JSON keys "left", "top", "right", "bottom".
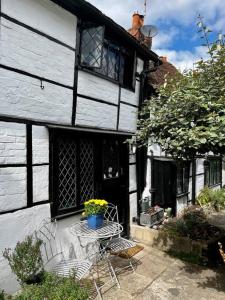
{"left": 205, "top": 158, "right": 221, "bottom": 186}
{"left": 80, "top": 26, "right": 104, "bottom": 68}
{"left": 103, "top": 140, "right": 119, "bottom": 179}
{"left": 55, "top": 135, "right": 95, "bottom": 216}
{"left": 95, "top": 44, "right": 120, "bottom": 81}
{"left": 177, "top": 162, "right": 190, "bottom": 195}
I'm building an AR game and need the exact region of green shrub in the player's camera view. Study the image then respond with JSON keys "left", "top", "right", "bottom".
{"left": 3, "top": 235, "right": 43, "bottom": 285}
{"left": 0, "top": 290, "right": 4, "bottom": 300}
{"left": 162, "top": 206, "right": 220, "bottom": 240}
{"left": 197, "top": 187, "right": 225, "bottom": 211}
{"left": 15, "top": 272, "right": 90, "bottom": 300}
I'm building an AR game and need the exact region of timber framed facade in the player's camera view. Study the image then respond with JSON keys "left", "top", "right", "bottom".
{"left": 0, "top": 0, "right": 160, "bottom": 292}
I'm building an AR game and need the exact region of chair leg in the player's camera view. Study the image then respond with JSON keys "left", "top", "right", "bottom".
{"left": 93, "top": 278, "right": 103, "bottom": 300}
{"left": 107, "top": 259, "right": 120, "bottom": 289}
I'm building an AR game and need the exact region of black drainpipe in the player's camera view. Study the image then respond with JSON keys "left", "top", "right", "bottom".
{"left": 192, "top": 159, "right": 196, "bottom": 204}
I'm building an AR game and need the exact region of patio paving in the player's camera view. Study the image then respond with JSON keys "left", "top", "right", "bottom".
{"left": 96, "top": 244, "right": 225, "bottom": 300}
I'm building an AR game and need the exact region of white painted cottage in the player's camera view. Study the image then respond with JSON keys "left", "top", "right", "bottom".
{"left": 0, "top": 0, "right": 160, "bottom": 292}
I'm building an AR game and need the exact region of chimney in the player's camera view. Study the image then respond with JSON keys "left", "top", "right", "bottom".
{"left": 132, "top": 13, "right": 144, "bottom": 30}
{"left": 160, "top": 56, "right": 167, "bottom": 63}
{"left": 128, "top": 13, "right": 145, "bottom": 42}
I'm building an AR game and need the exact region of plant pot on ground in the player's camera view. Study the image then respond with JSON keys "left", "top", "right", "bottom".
{"left": 3, "top": 235, "right": 44, "bottom": 286}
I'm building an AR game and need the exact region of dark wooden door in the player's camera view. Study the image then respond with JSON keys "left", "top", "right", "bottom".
{"left": 96, "top": 137, "right": 129, "bottom": 233}
{"left": 152, "top": 159, "right": 177, "bottom": 214}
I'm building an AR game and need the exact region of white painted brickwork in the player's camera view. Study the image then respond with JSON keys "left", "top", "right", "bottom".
{"left": 77, "top": 71, "right": 119, "bottom": 105}
{"left": 222, "top": 159, "right": 225, "bottom": 186}
{"left": 196, "top": 158, "right": 204, "bottom": 174}
{"left": 1, "top": 18, "right": 75, "bottom": 87}
{"left": 1, "top": 0, "right": 77, "bottom": 48}
{"left": 129, "top": 192, "right": 138, "bottom": 224}
{"left": 119, "top": 103, "right": 138, "bottom": 133}
{"left": 32, "top": 126, "right": 49, "bottom": 164}
{"left": 76, "top": 97, "right": 117, "bottom": 130}
{"left": 33, "top": 166, "right": 49, "bottom": 203}
{"left": 129, "top": 154, "right": 136, "bottom": 164}
{"left": 0, "top": 122, "right": 26, "bottom": 164}
{"left": 129, "top": 164, "right": 137, "bottom": 192}
{"left": 121, "top": 81, "right": 140, "bottom": 106}
{"left": 196, "top": 174, "right": 205, "bottom": 196}
{"left": 0, "top": 68, "right": 73, "bottom": 124}
{"left": 0, "top": 167, "right": 27, "bottom": 212}
{"left": 0, "top": 204, "right": 51, "bottom": 293}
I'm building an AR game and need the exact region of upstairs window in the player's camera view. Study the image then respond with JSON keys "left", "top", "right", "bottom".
{"left": 80, "top": 24, "right": 136, "bottom": 89}
{"left": 204, "top": 158, "right": 221, "bottom": 187}
{"left": 80, "top": 25, "right": 105, "bottom": 68}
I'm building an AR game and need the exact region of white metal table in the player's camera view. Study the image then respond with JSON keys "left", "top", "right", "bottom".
{"left": 70, "top": 220, "right": 123, "bottom": 240}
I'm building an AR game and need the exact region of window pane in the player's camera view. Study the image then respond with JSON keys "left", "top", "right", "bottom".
{"left": 177, "top": 167, "right": 183, "bottom": 194}
{"left": 108, "top": 48, "right": 119, "bottom": 80}
{"left": 80, "top": 26, "right": 104, "bottom": 68}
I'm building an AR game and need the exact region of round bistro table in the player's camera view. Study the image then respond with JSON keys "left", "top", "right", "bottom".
{"left": 70, "top": 220, "right": 123, "bottom": 240}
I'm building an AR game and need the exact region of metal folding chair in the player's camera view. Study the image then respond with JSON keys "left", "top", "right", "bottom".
{"left": 35, "top": 219, "right": 92, "bottom": 280}
{"left": 36, "top": 219, "right": 119, "bottom": 300}
{"left": 103, "top": 204, "right": 137, "bottom": 272}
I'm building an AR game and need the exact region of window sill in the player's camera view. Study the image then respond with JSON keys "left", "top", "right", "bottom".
{"left": 176, "top": 192, "right": 190, "bottom": 198}
{"left": 54, "top": 208, "right": 84, "bottom": 221}
{"left": 207, "top": 183, "right": 221, "bottom": 189}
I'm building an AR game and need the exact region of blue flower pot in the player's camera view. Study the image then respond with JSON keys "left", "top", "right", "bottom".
{"left": 87, "top": 214, "right": 104, "bottom": 229}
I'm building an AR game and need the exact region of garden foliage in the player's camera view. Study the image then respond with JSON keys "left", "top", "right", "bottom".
{"left": 137, "top": 22, "right": 225, "bottom": 159}
{"left": 197, "top": 186, "right": 225, "bottom": 211}
{"left": 3, "top": 235, "right": 43, "bottom": 285}
{"left": 14, "top": 272, "right": 90, "bottom": 300}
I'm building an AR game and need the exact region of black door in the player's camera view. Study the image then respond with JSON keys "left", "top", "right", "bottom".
{"left": 152, "top": 159, "right": 177, "bottom": 214}
{"left": 96, "top": 138, "right": 129, "bottom": 233}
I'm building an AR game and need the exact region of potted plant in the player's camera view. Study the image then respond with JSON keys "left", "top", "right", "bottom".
{"left": 83, "top": 199, "right": 108, "bottom": 229}
{"left": 3, "top": 235, "right": 44, "bottom": 286}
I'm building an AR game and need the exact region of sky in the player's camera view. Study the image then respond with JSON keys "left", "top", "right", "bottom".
{"left": 87, "top": 0, "right": 225, "bottom": 71}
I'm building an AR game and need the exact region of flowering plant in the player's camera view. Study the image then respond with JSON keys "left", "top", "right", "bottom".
{"left": 83, "top": 199, "right": 108, "bottom": 216}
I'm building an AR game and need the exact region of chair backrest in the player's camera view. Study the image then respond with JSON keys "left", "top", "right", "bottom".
{"left": 104, "top": 203, "right": 119, "bottom": 223}
{"left": 35, "top": 219, "right": 63, "bottom": 267}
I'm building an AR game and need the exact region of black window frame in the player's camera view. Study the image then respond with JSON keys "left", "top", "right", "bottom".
{"left": 176, "top": 162, "right": 190, "bottom": 196}
{"left": 79, "top": 22, "right": 137, "bottom": 90}
{"left": 204, "top": 158, "right": 222, "bottom": 187}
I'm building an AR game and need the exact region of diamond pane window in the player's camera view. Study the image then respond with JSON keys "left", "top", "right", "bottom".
{"left": 80, "top": 139, "right": 94, "bottom": 203}
{"left": 58, "top": 137, "right": 77, "bottom": 211}
{"left": 54, "top": 134, "right": 95, "bottom": 216}
{"left": 80, "top": 26, "right": 104, "bottom": 68}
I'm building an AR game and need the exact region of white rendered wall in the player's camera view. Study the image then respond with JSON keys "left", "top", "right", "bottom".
{"left": 77, "top": 71, "right": 119, "bottom": 105}
{"left": 119, "top": 104, "right": 138, "bottom": 133}
{"left": 120, "top": 81, "right": 140, "bottom": 107}
{"left": 1, "top": 18, "right": 75, "bottom": 87}
{"left": 0, "top": 122, "right": 26, "bottom": 164}
{"left": 76, "top": 97, "right": 117, "bottom": 130}
{"left": 1, "top": 0, "right": 77, "bottom": 48}
{"left": 0, "top": 204, "right": 51, "bottom": 293}
{"left": 0, "top": 69, "right": 73, "bottom": 124}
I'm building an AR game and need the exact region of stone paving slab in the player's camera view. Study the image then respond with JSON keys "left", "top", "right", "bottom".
{"left": 96, "top": 245, "right": 225, "bottom": 300}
